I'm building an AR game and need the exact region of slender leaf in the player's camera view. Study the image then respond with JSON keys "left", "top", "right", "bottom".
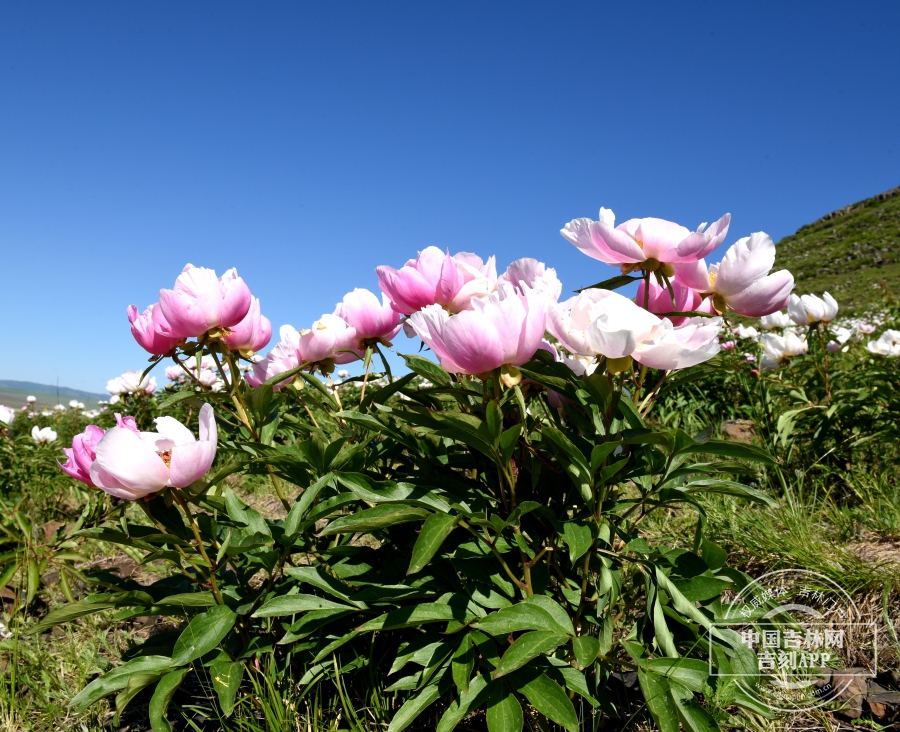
{"left": 407, "top": 512, "right": 457, "bottom": 575}
{"left": 148, "top": 668, "right": 189, "bottom": 732}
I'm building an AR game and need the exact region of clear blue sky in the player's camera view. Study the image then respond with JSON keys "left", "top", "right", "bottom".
{"left": 2, "top": 2, "right": 898, "bottom": 393}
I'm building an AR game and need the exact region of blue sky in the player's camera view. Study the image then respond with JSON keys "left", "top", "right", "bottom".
{"left": 1, "top": 2, "right": 898, "bottom": 393}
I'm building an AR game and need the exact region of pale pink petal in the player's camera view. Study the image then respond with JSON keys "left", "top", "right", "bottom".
{"left": 714, "top": 232, "right": 777, "bottom": 297}
{"left": 439, "top": 311, "right": 504, "bottom": 374}
{"left": 591, "top": 221, "right": 645, "bottom": 264}
{"left": 93, "top": 427, "right": 169, "bottom": 497}
{"left": 726, "top": 271, "right": 794, "bottom": 317}
{"left": 674, "top": 259, "right": 712, "bottom": 293}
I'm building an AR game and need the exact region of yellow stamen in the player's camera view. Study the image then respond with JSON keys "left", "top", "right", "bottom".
{"left": 158, "top": 450, "right": 172, "bottom": 468}
{"left": 708, "top": 272, "right": 717, "bottom": 288}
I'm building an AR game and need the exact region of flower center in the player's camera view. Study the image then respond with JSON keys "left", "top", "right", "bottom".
{"left": 708, "top": 272, "right": 717, "bottom": 288}
{"left": 157, "top": 450, "right": 172, "bottom": 468}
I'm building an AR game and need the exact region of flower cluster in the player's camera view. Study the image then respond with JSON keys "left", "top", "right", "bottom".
{"left": 107, "top": 370, "right": 157, "bottom": 397}
{"left": 62, "top": 205, "right": 800, "bottom": 500}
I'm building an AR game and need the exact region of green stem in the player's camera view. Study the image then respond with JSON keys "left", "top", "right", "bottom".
{"left": 173, "top": 491, "right": 225, "bottom": 605}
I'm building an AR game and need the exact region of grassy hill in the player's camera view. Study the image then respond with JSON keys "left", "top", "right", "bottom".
{"left": 774, "top": 185, "right": 900, "bottom": 315}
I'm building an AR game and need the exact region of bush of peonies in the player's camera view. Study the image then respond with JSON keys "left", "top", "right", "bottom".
{"left": 19, "top": 204, "right": 896, "bottom": 730}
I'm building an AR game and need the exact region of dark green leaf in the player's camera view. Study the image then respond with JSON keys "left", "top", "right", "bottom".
{"left": 562, "top": 523, "right": 593, "bottom": 565}
{"left": 209, "top": 660, "right": 243, "bottom": 716}
{"left": 437, "top": 673, "right": 490, "bottom": 732}
{"left": 253, "top": 594, "right": 356, "bottom": 618}
{"left": 358, "top": 603, "right": 465, "bottom": 631}
{"left": 493, "top": 631, "right": 569, "bottom": 678}
{"left": 408, "top": 512, "right": 457, "bottom": 575}
{"left": 514, "top": 672, "right": 578, "bottom": 732}
{"left": 474, "top": 604, "right": 569, "bottom": 637}
{"left": 637, "top": 669, "right": 679, "bottom": 732}
{"left": 322, "top": 505, "right": 430, "bottom": 535}
{"left": 572, "top": 635, "right": 600, "bottom": 669}
{"left": 70, "top": 656, "right": 172, "bottom": 710}
{"left": 575, "top": 274, "right": 641, "bottom": 292}
{"left": 386, "top": 681, "right": 444, "bottom": 732}
{"left": 486, "top": 682, "right": 524, "bottom": 732}
{"left": 171, "top": 605, "right": 237, "bottom": 666}
{"left": 148, "top": 668, "right": 189, "bottom": 732}
{"left": 400, "top": 353, "right": 452, "bottom": 386}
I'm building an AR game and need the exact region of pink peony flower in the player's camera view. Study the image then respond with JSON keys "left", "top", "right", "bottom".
{"left": 788, "top": 292, "right": 839, "bottom": 325}
{"left": 407, "top": 283, "right": 546, "bottom": 375}
{"left": 89, "top": 406, "right": 217, "bottom": 500}
{"left": 59, "top": 425, "right": 106, "bottom": 486}
{"left": 247, "top": 340, "right": 301, "bottom": 390}
{"left": 165, "top": 366, "right": 183, "bottom": 381}
{"left": 157, "top": 264, "right": 252, "bottom": 339}
{"left": 675, "top": 232, "right": 794, "bottom": 317}
{"left": 376, "top": 247, "right": 497, "bottom": 315}
{"left": 632, "top": 317, "right": 723, "bottom": 370}
{"left": 499, "top": 258, "right": 562, "bottom": 301}
{"left": 334, "top": 288, "right": 402, "bottom": 349}
{"left": 635, "top": 279, "right": 706, "bottom": 326}
{"left": 562, "top": 207, "right": 730, "bottom": 269}
{"left": 222, "top": 297, "right": 272, "bottom": 353}
{"left": 128, "top": 303, "right": 183, "bottom": 356}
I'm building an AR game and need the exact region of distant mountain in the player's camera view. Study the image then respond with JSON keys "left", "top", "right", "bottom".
{"left": 774, "top": 185, "right": 900, "bottom": 315}
{"left": 0, "top": 380, "right": 106, "bottom": 407}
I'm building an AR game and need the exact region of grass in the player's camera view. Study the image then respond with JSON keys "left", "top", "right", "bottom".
{"left": 774, "top": 185, "right": 900, "bottom": 315}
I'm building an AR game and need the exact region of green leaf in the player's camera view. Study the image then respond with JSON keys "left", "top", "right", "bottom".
{"left": 283, "top": 567, "right": 363, "bottom": 607}
{"left": 674, "top": 694, "right": 720, "bottom": 732}
{"left": 283, "top": 474, "right": 333, "bottom": 538}
{"left": 386, "top": 681, "right": 444, "bottom": 732}
{"left": 252, "top": 594, "right": 356, "bottom": 618}
{"left": 637, "top": 669, "right": 679, "bottom": 732}
{"left": 407, "top": 512, "right": 457, "bottom": 575}
{"left": 640, "top": 658, "right": 710, "bottom": 693}
{"left": 474, "top": 603, "right": 569, "bottom": 637}
{"left": 156, "top": 592, "right": 218, "bottom": 608}
{"left": 158, "top": 390, "right": 201, "bottom": 410}
{"left": 28, "top": 591, "right": 155, "bottom": 635}
{"left": 575, "top": 274, "right": 642, "bottom": 292}
{"left": 562, "top": 522, "right": 593, "bottom": 565}
{"left": 452, "top": 634, "right": 475, "bottom": 694}
{"left": 683, "top": 479, "right": 777, "bottom": 506}
{"left": 524, "top": 595, "right": 575, "bottom": 636}
{"left": 672, "top": 575, "right": 732, "bottom": 603}
{"left": 400, "top": 353, "right": 451, "bottom": 386}
{"left": 116, "top": 672, "right": 164, "bottom": 715}
{"left": 514, "top": 672, "right": 578, "bottom": 732}
{"left": 499, "top": 424, "right": 522, "bottom": 463}
{"left": 492, "top": 631, "right": 568, "bottom": 678}
{"left": 148, "top": 668, "right": 189, "bottom": 732}
{"left": 676, "top": 439, "right": 776, "bottom": 466}
{"left": 70, "top": 656, "right": 173, "bottom": 710}
{"left": 572, "top": 635, "right": 600, "bottom": 669}
{"left": 170, "top": 605, "right": 237, "bottom": 666}
{"left": 486, "top": 682, "right": 524, "bottom": 732}
{"left": 322, "top": 505, "right": 430, "bottom": 535}
{"left": 208, "top": 660, "right": 243, "bottom": 717}
{"left": 357, "top": 603, "right": 465, "bottom": 631}
{"left": 437, "top": 673, "right": 490, "bottom": 732}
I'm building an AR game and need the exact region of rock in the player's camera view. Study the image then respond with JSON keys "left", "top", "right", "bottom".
{"left": 866, "top": 680, "right": 900, "bottom": 719}
{"left": 831, "top": 668, "right": 868, "bottom": 719}
{"left": 722, "top": 419, "right": 755, "bottom": 444}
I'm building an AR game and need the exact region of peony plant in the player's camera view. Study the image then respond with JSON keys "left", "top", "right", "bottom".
{"left": 41, "top": 206, "right": 803, "bottom": 732}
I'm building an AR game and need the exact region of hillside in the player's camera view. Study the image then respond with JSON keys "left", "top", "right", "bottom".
{"left": 0, "top": 380, "right": 106, "bottom": 409}
{"left": 774, "top": 185, "right": 900, "bottom": 315}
